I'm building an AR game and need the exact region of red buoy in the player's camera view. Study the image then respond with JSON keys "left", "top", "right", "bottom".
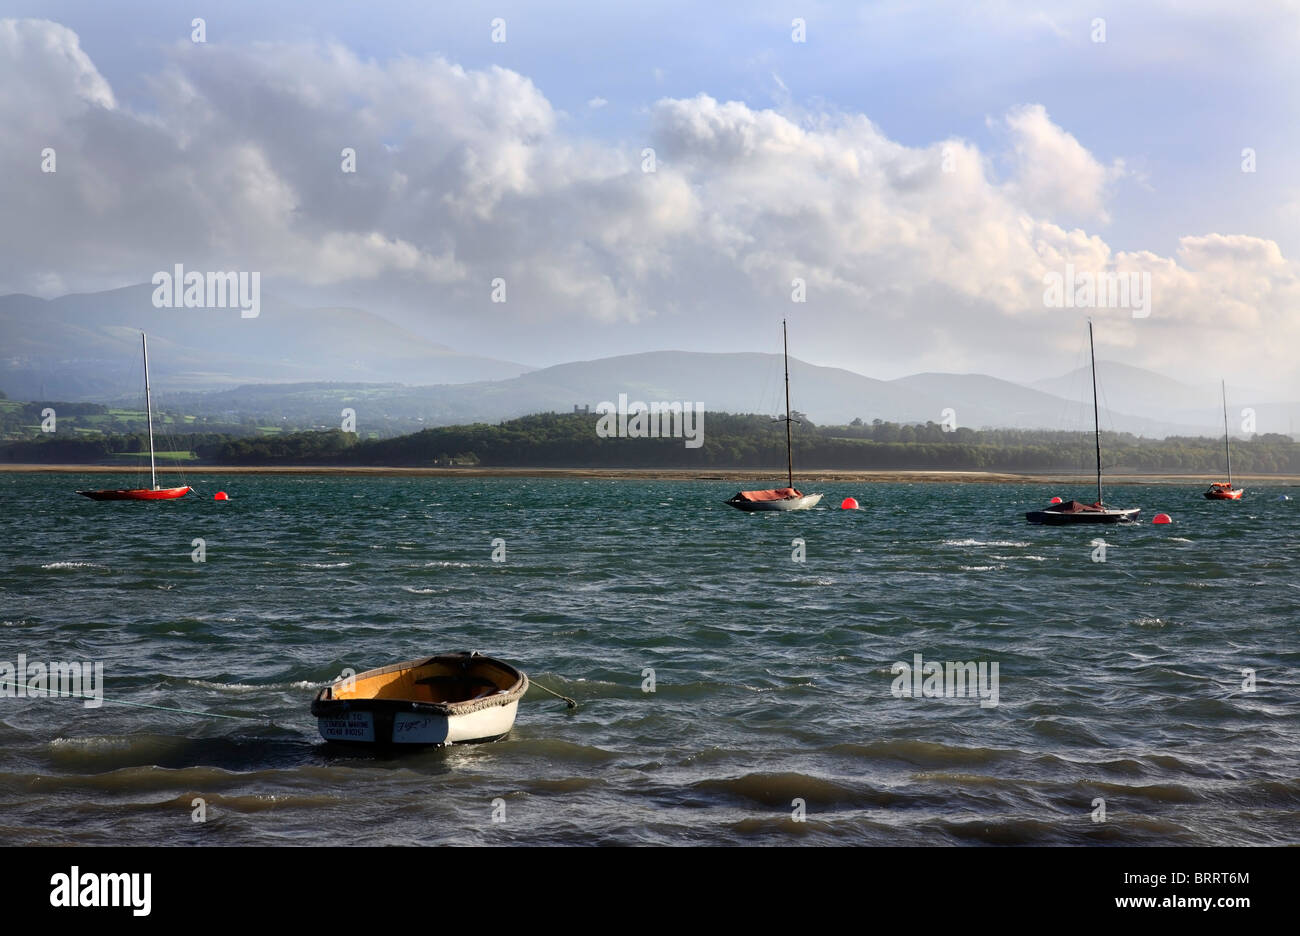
{"left": 1153, "top": 513, "right": 1171, "bottom": 524}
{"left": 1049, "top": 496, "right": 1063, "bottom": 504}
{"left": 214, "top": 491, "right": 229, "bottom": 501}
{"left": 840, "top": 497, "right": 859, "bottom": 510}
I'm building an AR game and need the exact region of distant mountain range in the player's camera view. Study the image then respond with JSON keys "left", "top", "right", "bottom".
{"left": 0, "top": 284, "right": 532, "bottom": 398}
{"left": 3, "top": 286, "right": 1298, "bottom": 438}
{"left": 123, "top": 351, "right": 1300, "bottom": 440}
{"left": 1030, "top": 362, "right": 1297, "bottom": 440}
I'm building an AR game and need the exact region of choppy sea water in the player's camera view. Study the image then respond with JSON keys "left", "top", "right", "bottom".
{"left": 1, "top": 473, "right": 1297, "bottom": 846}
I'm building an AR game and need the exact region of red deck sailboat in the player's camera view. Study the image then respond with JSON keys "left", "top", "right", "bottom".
{"left": 1204, "top": 381, "right": 1243, "bottom": 500}
{"left": 726, "top": 485, "right": 823, "bottom": 511}
{"left": 726, "top": 320, "right": 823, "bottom": 512}
{"left": 77, "top": 332, "right": 191, "bottom": 502}
{"left": 78, "top": 486, "right": 192, "bottom": 501}
{"left": 1204, "top": 483, "right": 1243, "bottom": 500}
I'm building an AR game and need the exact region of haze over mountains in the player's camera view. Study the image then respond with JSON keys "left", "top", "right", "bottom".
{"left": 2, "top": 287, "right": 1297, "bottom": 439}
{"left": 0, "top": 285, "right": 531, "bottom": 398}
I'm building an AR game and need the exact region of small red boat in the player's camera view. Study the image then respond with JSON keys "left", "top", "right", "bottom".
{"left": 1204, "top": 382, "right": 1244, "bottom": 501}
{"left": 1203, "top": 482, "right": 1243, "bottom": 500}
{"left": 77, "top": 332, "right": 191, "bottom": 503}
{"left": 725, "top": 320, "right": 823, "bottom": 513}
{"left": 725, "top": 487, "right": 823, "bottom": 511}
{"left": 77, "top": 486, "right": 192, "bottom": 501}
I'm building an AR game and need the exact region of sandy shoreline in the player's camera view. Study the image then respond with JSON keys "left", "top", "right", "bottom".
{"left": 2, "top": 464, "right": 1298, "bottom": 484}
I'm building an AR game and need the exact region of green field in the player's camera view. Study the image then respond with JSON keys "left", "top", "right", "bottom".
{"left": 108, "top": 451, "right": 199, "bottom": 462}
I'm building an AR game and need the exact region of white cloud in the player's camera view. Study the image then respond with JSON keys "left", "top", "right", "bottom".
{"left": 0, "top": 18, "right": 115, "bottom": 121}
{"left": 1000, "top": 103, "right": 1124, "bottom": 224}
{"left": 0, "top": 19, "right": 1297, "bottom": 395}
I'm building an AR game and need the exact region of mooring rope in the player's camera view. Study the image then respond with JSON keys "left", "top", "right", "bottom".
{"left": 528, "top": 679, "right": 578, "bottom": 709}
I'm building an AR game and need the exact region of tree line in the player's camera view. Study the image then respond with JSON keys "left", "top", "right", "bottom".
{"left": 6, "top": 411, "right": 1290, "bottom": 473}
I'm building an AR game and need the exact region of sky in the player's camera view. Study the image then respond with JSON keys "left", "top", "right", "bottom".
{"left": 1, "top": 1, "right": 1298, "bottom": 395}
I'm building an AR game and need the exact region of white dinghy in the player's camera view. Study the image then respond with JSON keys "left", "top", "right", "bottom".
{"left": 312, "top": 652, "right": 528, "bottom": 747}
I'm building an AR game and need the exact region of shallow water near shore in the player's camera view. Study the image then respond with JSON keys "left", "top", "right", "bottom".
{"left": 2, "top": 473, "right": 1297, "bottom": 845}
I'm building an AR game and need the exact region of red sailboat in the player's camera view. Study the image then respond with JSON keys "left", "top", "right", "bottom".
{"left": 1204, "top": 483, "right": 1243, "bottom": 500}
{"left": 726, "top": 320, "right": 823, "bottom": 511}
{"left": 77, "top": 332, "right": 191, "bottom": 501}
{"left": 1204, "top": 381, "right": 1243, "bottom": 500}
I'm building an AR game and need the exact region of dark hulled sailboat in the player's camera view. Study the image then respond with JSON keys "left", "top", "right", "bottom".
{"left": 1026, "top": 321, "right": 1139, "bottom": 524}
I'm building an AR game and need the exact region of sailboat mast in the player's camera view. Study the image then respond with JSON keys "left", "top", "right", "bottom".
{"left": 1088, "top": 320, "right": 1102, "bottom": 505}
{"left": 783, "top": 319, "right": 793, "bottom": 489}
{"left": 1222, "top": 380, "right": 1233, "bottom": 488}
{"left": 142, "top": 332, "right": 157, "bottom": 490}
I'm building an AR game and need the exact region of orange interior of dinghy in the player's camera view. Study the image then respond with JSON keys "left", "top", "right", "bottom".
{"left": 330, "top": 657, "right": 516, "bottom": 704}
